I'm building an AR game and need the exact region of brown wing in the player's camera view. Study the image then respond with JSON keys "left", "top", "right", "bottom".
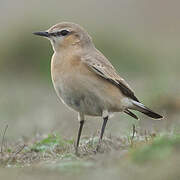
{"left": 81, "top": 51, "right": 139, "bottom": 102}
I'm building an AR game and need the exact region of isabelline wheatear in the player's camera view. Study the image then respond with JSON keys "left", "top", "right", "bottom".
{"left": 34, "top": 22, "right": 163, "bottom": 153}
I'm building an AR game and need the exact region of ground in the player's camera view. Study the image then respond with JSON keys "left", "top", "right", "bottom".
{"left": 0, "top": 130, "right": 180, "bottom": 180}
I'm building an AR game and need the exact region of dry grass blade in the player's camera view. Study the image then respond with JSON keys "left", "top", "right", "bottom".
{"left": 131, "top": 124, "right": 136, "bottom": 140}
{"left": 0, "top": 124, "right": 8, "bottom": 154}
{"left": 8, "top": 144, "right": 26, "bottom": 163}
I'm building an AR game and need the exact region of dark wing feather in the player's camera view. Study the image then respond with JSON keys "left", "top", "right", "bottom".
{"left": 116, "top": 80, "right": 139, "bottom": 102}
{"left": 83, "top": 52, "right": 139, "bottom": 102}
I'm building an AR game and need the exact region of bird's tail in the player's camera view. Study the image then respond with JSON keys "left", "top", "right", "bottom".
{"left": 131, "top": 100, "right": 163, "bottom": 119}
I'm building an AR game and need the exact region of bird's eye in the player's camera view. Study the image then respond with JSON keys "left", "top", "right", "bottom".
{"left": 57, "top": 30, "right": 69, "bottom": 36}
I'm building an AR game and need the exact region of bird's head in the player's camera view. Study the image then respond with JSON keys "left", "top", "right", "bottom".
{"left": 33, "top": 22, "right": 93, "bottom": 52}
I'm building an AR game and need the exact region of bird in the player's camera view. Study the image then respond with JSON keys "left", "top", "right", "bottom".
{"left": 33, "top": 22, "right": 163, "bottom": 154}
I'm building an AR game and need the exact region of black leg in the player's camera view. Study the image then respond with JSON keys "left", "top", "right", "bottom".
{"left": 75, "top": 120, "right": 84, "bottom": 154}
{"left": 96, "top": 116, "right": 108, "bottom": 151}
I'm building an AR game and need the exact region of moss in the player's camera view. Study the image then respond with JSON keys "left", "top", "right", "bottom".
{"left": 31, "top": 133, "right": 73, "bottom": 152}
{"left": 130, "top": 134, "right": 180, "bottom": 163}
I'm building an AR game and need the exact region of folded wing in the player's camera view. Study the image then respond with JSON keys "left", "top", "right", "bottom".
{"left": 81, "top": 51, "right": 139, "bottom": 102}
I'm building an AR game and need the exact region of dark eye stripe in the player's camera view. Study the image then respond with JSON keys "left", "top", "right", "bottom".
{"left": 60, "top": 30, "right": 69, "bottom": 36}
{"left": 49, "top": 30, "right": 70, "bottom": 37}
{"left": 49, "top": 32, "right": 57, "bottom": 36}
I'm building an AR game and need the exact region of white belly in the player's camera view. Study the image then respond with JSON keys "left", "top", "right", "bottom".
{"left": 53, "top": 79, "right": 104, "bottom": 116}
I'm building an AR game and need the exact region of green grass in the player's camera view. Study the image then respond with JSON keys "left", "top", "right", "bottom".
{"left": 30, "top": 133, "right": 73, "bottom": 152}
{"left": 130, "top": 134, "right": 180, "bottom": 163}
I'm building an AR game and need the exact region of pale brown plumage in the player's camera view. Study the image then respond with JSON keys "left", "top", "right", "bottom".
{"left": 33, "top": 22, "right": 163, "bottom": 154}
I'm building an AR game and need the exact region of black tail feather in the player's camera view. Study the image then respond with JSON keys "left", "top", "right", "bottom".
{"left": 124, "top": 109, "right": 139, "bottom": 120}
{"left": 132, "top": 101, "right": 163, "bottom": 119}
{"left": 140, "top": 107, "right": 163, "bottom": 119}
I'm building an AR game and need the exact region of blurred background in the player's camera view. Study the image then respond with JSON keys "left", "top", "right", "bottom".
{"left": 0, "top": 0, "right": 180, "bottom": 141}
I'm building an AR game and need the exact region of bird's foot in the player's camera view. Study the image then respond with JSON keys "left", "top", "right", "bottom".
{"left": 94, "top": 142, "right": 102, "bottom": 154}
{"left": 75, "top": 147, "right": 81, "bottom": 156}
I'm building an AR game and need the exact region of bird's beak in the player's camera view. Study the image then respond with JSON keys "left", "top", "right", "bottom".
{"left": 33, "top": 31, "right": 49, "bottom": 37}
